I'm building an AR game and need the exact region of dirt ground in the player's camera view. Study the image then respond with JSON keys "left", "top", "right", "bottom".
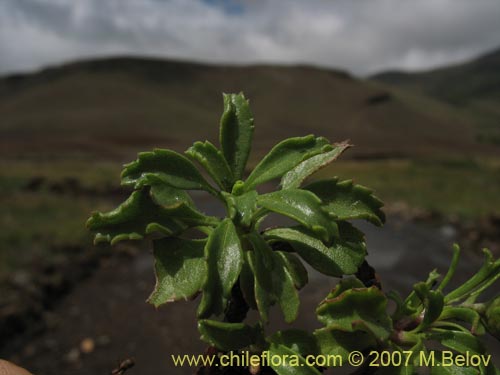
{"left": 2, "top": 216, "right": 499, "bottom": 374}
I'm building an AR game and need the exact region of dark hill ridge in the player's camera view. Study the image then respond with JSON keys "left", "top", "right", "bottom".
{"left": 0, "top": 56, "right": 489, "bottom": 162}
{"left": 371, "top": 46, "right": 500, "bottom": 105}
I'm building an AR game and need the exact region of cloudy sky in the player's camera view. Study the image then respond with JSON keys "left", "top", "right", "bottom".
{"left": 1, "top": 0, "right": 500, "bottom": 76}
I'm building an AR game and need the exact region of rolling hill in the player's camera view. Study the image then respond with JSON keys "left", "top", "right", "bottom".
{"left": 372, "top": 47, "right": 500, "bottom": 144}
{"left": 1, "top": 54, "right": 499, "bottom": 295}
{"left": 0, "top": 57, "right": 492, "bottom": 163}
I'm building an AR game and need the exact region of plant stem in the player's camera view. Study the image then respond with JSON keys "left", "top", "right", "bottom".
{"left": 437, "top": 244, "right": 460, "bottom": 292}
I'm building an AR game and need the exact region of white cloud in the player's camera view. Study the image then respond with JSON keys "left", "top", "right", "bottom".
{"left": 0, "top": 0, "right": 499, "bottom": 75}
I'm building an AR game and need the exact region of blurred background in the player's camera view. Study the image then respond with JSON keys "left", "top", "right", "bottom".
{"left": 1, "top": 0, "right": 499, "bottom": 374}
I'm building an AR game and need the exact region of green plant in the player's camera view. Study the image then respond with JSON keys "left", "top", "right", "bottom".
{"left": 87, "top": 93, "right": 499, "bottom": 374}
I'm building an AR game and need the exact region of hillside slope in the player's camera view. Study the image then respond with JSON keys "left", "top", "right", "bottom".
{"left": 372, "top": 47, "right": 500, "bottom": 144}
{"left": 0, "top": 57, "right": 489, "bottom": 162}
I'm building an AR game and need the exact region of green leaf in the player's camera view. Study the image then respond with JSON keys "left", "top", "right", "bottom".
{"left": 374, "top": 365, "right": 416, "bottom": 375}
{"left": 324, "top": 277, "right": 365, "bottom": 299}
{"left": 413, "top": 282, "right": 444, "bottom": 329}
{"left": 404, "top": 269, "right": 441, "bottom": 310}
{"left": 314, "top": 327, "right": 375, "bottom": 359}
{"left": 273, "top": 253, "right": 301, "bottom": 323}
{"left": 220, "top": 93, "right": 254, "bottom": 180}
{"left": 148, "top": 238, "right": 207, "bottom": 307}
{"left": 198, "top": 219, "right": 243, "bottom": 318}
{"left": 247, "top": 232, "right": 300, "bottom": 323}
{"left": 186, "top": 140, "right": 234, "bottom": 190}
{"left": 437, "top": 244, "right": 461, "bottom": 292}
{"left": 121, "top": 148, "right": 215, "bottom": 193}
{"left": 268, "top": 343, "right": 322, "bottom": 375}
{"left": 268, "top": 329, "right": 318, "bottom": 357}
{"left": 431, "top": 354, "right": 480, "bottom": 375}
{"left": 276, "top": 252, "right": 308, "bottom": 289}
{"left": 240, "top": 260, "right": 257, "bottom": 310}
{"left": 281, "top": 142, "right": 350, "bottom": 189}
{"left": 257, "top": 189, "right": 339, "bottom": 242}
{"left": 244, "top": 135, "right": 331, "bottom": 190}
{"left": 305, "top": 178, "right": 385, "bottom": 226}
{"left": 87, "top": 189, "right": 186, "bottom": 245}
{"left": 439, "top": 306, "right": 485, "bottom": 335}
{"left": 445, "top": 249, "right": 500, "bottom": 304}
{"left": 389, "top": 290, "right": 419, "bottom": 320}
{"left": 423, "top": 291, "right": 444, "bottom": 327}
{"left": 223, "top": 189, "right": 258, "bottom": 228}
{"left": 198, "top": 319, "right": 261, "bottom": 351}
{"left": 316, "top": 286, "right": 392, "bottom": 340}
{"left": 428, "top": 329, "right": 485, "bottom": 355}
{"left": 246, "top": 249, "right": 274, "bottom": 322}
{"left": 150, "top": 184, "right": 220, "bottom": 227}
{"left": 264, "top": 223, "right": 366, "bottom": 277}
{"left": 148, "top": 183, "right": 194, "bottom": 207}
{"left": 485, "top": 295, "right": 500, "bottom": 340}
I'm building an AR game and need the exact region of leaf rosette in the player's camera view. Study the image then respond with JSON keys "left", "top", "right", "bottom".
{"left": 87, "top": 92, "right": 385, "bottom": 323}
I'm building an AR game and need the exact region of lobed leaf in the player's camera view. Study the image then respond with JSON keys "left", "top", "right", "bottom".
{"left": 268, "top": 343, "right": 322, "bottom": 375}
{"left": 198, "top": 219, "right": 243, "bottom": 318}
{"left": 484, "top": 296, "right": 500, "bottom": 340}
{"left": 324, "top": 277, "right": 365, "bottom": 298}
{"left": 220, "top": 93, "right": 254, "bottom": 180}
{"left": 148, "top": 238, "right": 207, "bottom": 307}
{"left": 314, "top": 327, "right": 375, "bottom": 359}
{"left": 198, "top": 319, "right": 261, "bottom": 351}
{"left": 121, "top": 148, "right": 215, "bottom": 193}
{"left": 149, "top": 183, "right": 194, "bottom": 207}
{"left": 257, "top": 189, "right": 338, "bottom": 243}
{"left": 150, "top": 184, "right": 220, "bottom": 227}
{"left": 281, "top": 141, "right": 350, "bottom": 189}
{"left": 244, "top": 135, "right": 331, "bottom": 190}
{"left": 264, "top": 223, "right": 366, "bottom": 277}
{"left": 247, "top": 232, "right": 300, "bottom": 323}
{"left": 186, "top": 140, "right": 234, "bottom": 191}
{"left": 268, "top": 329, "right": 318, "bottom": 357}
{"left": 305, "top": 178, "right": 385, "bottom": 226}
{"left": 316, "top": 285, "right": 392, "bottom": 341}
{"left": 86, "top": 189, "right": 186, "bottom": 245}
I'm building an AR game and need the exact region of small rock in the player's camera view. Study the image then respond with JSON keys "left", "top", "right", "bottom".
{"left": 440, "top": 225, "right": 457, "bottom": 239}
{"left": 80, "top": 337, "right": 95, "bottom": 353}
{"left": 10, "top": 272, "right": 31, "bottom": 288}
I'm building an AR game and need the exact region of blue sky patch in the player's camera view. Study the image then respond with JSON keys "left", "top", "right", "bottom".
{"left": 202, "top": 0, "right": 244, "bottom": 15}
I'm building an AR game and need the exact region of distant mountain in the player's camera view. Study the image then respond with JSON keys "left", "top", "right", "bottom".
{"left": 0, "top": 57, "right": 492, "bottom": 162}
{"left": 372, "top": 47, "right": 500, "bottom": 144}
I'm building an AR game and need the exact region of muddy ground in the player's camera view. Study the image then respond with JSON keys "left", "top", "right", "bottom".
{"left": 1, "top": 214, "right": 499, "bottom": 374}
